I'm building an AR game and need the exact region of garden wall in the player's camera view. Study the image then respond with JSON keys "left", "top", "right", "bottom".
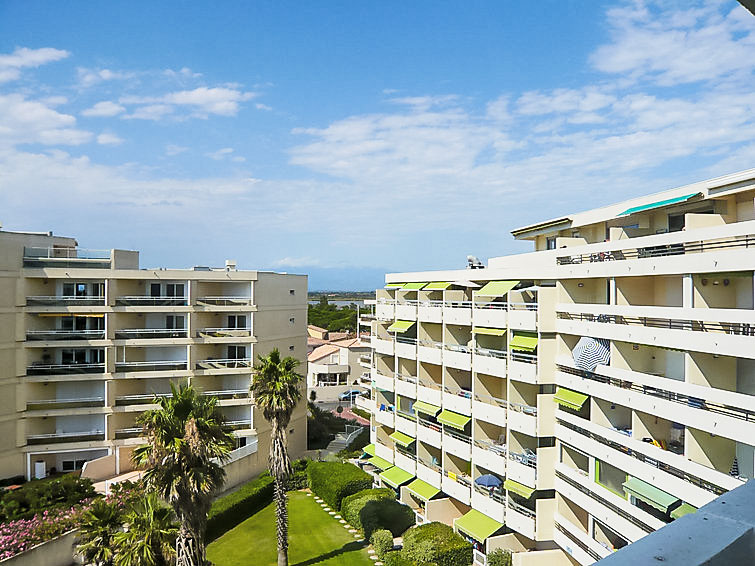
{"left": 0, "top": 529, "right": 78, "bottom": 566}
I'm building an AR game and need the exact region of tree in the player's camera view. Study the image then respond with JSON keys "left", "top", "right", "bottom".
{"left": 76, "top": 499, "right": 123, "bottom": 566}
{"left": 252, "top": 349, "right": 304, "bottom": 566}
{"left": 113, "top": 492, "right": 178, "bottom": 566}
{"left": 133, "top": 384, "right": 234, "bottom": 566}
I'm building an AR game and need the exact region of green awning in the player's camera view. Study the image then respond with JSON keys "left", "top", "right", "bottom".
{"left": 367, "top": 456, "right": 393, "bottom": 470}
{"left": 623, "top": 477, "right": 679, "bottom": 513}
{"left": 387, "top": 320, "right": 415, "bottom": 333}
{"left": 476, "top": 280, "right": 520, "bottom": 298}
{"left": 554, "top": 388, "right": 589, "bottom": 411}
{"left": 380, "top": 466, "right": 414, "bottom": 488}
{"left": 363, "top": 443, "right": 376, "bottom": 456}
{"left": 618, "top": 192, "right": 700, "bottom": 217}
{"left": 455, "top": 509, "right": 503, "bottom": 543}
{"left": 406, "top": 478, "right": 440, "bottom": 501}
{"left": 424, "top": 282, "right": 452, "bottom": 290}
{"left": 437, "top": 409, "right": 471, "bottom": 430}
{"left": 504, "top": 479, "right": 535, "bottom": 499}
{"left": 412, "top": 401, "right": 441, "bottom": 417}
{"left": 402, "top": 282, "right": 427, "bottom": 290}
{"left": 510, "top": 332, "right": 538, "bottom": 352}
{"left": 389, "top": 431, "right": 415, "bottom": 448}
{"left": 385, "top": 282, "right": 405, "bottom": 289}
{"left": 473, "top": 327, "right": 507, "bottom": 336}
{"left": 671, "top": 503, "right": 697, "bottom": 520}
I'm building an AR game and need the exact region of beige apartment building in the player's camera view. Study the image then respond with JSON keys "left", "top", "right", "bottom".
{"left": 0, "top": 229, "right": 308, "bottom": 484}
{"left": 359, "top": 168, "right": 755, "bottom": 566}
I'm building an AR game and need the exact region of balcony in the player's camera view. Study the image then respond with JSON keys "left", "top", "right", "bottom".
{"left": 417, "top": 300, "right": 443, "bottom": 323}
{"left": 505, "top": 497, "right": 536, "bottom": 540}
{"left": 23, "top": 247, "right": 111, "bottom": 269}
{"left": 443, "top": 344, "right": 472, "bottom": 370}
{"left": 472, "top": 439, "right": 508, "bottom": 471}
{"left": 204, "top": 389, "right": 249, "bottom": 400}
{"left": 417, "top": 340, "right": 443, "bottom": 365}
{"left": 472, "top": 394, "right": 507, "bottom": 425}
{"left": 196, "top": 296, "right": 252, "bottom": 306}
{"left": 26, "top": 329, "right": 106, "bottom": 341}
{"left": 507, "top": 449, "right": 537, "bottom": 487}
{"left": 373, "top": 337, "right": 394, "bottom": 355}
{"left": 115, "top": 393, "right": 171, "bottom": 406}
{"left": 443, "top": 387, "right": 472, "bottom": 415}
{"left": 195, "top": 358, "right": 251, "bottom": 370}
{"left": 115, "top": 427, "right": 142, "bottom": 439}
{"left": 473, "top": 347, "right": 507, "bottom": 377}
{"left": 508, "top": 302, "right": 538, "bottom": 330}
{"left": 442, "top": 427, "right": 472, "bottom": 460}
{"left": 375, "top": 406, "right": 395, "bottom": 427}
{"left": 226, "top": 419, "right": 253, "bottom": 430}
{"left": 442, "top": 470, "right": 472, "bottom": 503}
{"left": 416, "top": 456, "right": 442, "bottom": 487}
{"left": 472, "top": 484, "right": 506, "bottom": 523}
{"left": 395, "top": 336, "right": 417, "bottom": 359}
{"left": 442, "top": 301, "right": 472, "bottom": 325}
{"left": 472, "top": 302, "right": 508, "bottom": 328}
{"left": 417, "top": 417, "right": 442, "bottom": 447}
{"left": 116, "top": 296, "right": 187, "bottom": 306}
{"left": 355, "top": 395, "right": 376, "bottom": 413}
{"left": 27, "top": 430, "right": 105, "bottom": 445}
{"left": 395, "top": 409, "right": 417, "bottom": 436}
{"left": 554, "top": 519, "right": 607, "bottom": 564}
{"left": 115, "top": 360, "right": 188, "bottom": 372}
{"left": 26, "top": 295, "right": 105, "bottom": 306}
{"left": 417, "top": 378, "right": 443, "bottom": 406}
{"left": 27, "top": 362, "right": 105, "bottom": 376}
{"left": 26, "top": 397, "right": 105, "bottom": 410}
{"left": 372, "top": 369, "right": 395, "bottom": 392}
{"left": 507, "top": 401, "right": 537, "bottom": 436}
{"left": 509, "top": 352, "right": 538, "bottom": 384}
{"left": 395, "top": 374, "right": 417, "bottom": 398}
{"left": 196, "top": 327, "right": 253, "bottom": 338}
{"left": 115, "top": 328, "right": 188, "bottom": 339}
{"left": 376, "top": 299, "right": 395, "bottom": 321}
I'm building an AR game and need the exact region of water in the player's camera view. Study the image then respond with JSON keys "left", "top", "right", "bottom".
{"left": 308, "top": 299, "right": 366, "bottom": 308}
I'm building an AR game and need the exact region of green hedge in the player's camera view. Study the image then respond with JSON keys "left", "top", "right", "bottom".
{"left": 207, "top": 473, "right": 274, "bottom": 541}
{"left": 341, "top": 487, "right": 413, "bottom": 537}
{"left": 287, "top": 458, "right": 311, "bottom": 491}
{"left": 0, "top": 474, "right": 95, "bottom": 521}
{"left": 307, "top": 461, "right": 372, "bottom": 511}
{"left": 487, "top": 549, "right": 512, "bottom": 566}
{"left": 370, "top": 529, "right": 394, "bottom": 559}
{"left": 383, "top": 550, "right": 417, "bottom": 566}
{"left": 341, "top": 488, "right": 394, "bottom": 532}
{"left": 401, "top": 522, "right": 472, "bottom": 566}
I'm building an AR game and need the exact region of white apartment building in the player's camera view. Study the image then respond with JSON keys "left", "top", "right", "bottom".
{"left": 360, "top": 168, "right": 755, "bottom": 566}
{"left": 307, "top": 337, "right": 371, "bottom": 388}
{"left": 0, "top": 229, "right": 308, "bottom": 484}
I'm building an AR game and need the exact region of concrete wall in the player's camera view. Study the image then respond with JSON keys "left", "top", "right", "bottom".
{"left": 0, "top": 529, "right": 77, "bottom": 566}
{"left": 80, "top": 453, "right": 116, "bottom": 481}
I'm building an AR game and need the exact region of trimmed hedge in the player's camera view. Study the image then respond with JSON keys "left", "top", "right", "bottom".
{"left": 370, "top": 529, "right": 394, "bottom": 559}
{"left": 361, "top": 497, "right": 415, "bottom": 538}
{"left": 401, "top": 522, "right": 472, "bottom": 566}
{"left": 307, "top": 461, "right": 372, "bottom": 511}
{"left": 487, "top": 549, "right": 512, "bottom": 566}
{"left": 341, "top": 488, "right": 394, "bottom": 532}
{"left": 287, "top": 458, "right": 311, "bottom": 491}
{"left": 0, "top": 474, "right": 95, "bottom": 521}
{"left": 207, "top": 473, "right": 274, "bottom": 541}
{"left": 383, "top": 550, "right": 417, "bottom": 566}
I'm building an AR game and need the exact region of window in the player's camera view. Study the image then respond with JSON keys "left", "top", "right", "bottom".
{"left": 150, "top": 283, "right": 161, "bottom": 297}
{"left": 75, "top": 283, "right": 87, "bottom": 297}
{"left": 166, "top": 315, "right": 185, "bottom": 329}
{"left": 63, "top": 282, "right": 74, "bottom": 296}
{"left": 62, "top": 460, "right": 75, "bottom": 472}
{"left": 228, "top": 345, "right": 246, "bottom": 359}
{"left": 228, "top": 315, "right": 246, "bottom": 329}
{"left": 289, "top": 289, "right": 295, "bottom": 295}
{"left": 595, "top": 459, "right": 627, "bottom": 497}
{"left": 166, "top": 283, "right": 184, "bottom": 297}
{"left": 546, "top": 237, "right": 557, "bottom": 250}
{"left": 61, "top": 317, "right": 74, "bottom": 331}
{"left": 91, "top": 282, "right": 104, "bottom": 297}
{"left": 289, "top": 317, "right": 295, "bottom": 324}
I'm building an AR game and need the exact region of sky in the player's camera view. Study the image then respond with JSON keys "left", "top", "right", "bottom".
{"left": 0, "top": 1, "right": 754, "bottom": 290}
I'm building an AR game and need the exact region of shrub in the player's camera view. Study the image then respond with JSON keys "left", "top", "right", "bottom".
{"left": 370, "top": 528, "right": 394, "bottom": 559}
{"left": 287, "top": 458, "right": 310, "bottom": 491}
{"left": 361, "top": 498, "right": 415, "bottom": 538}
{"left": 383, "top": 549, "right": 417, "bottom": 566}
{"left": 487, "top": 548, "right": 512, "bottom": 566}
{"left": 0, "top": 474, "right": 95, "bottom": 522}
{"left": 351, "top": 407, "right": 371, "bottom": 421}
{"left": 307, "top": 461, "right": 372, "bottom": 510}
{"left": 341, "top": 488, "right": 393, "bottom": 531}
{"left": 402, "top": 522, "right": 473, "bottom": 566}
{"left": 206, "top": 473, "right": 274, "bottom": 541}
{"left": 337, "top": 426, "right": 370, "bottom": 459}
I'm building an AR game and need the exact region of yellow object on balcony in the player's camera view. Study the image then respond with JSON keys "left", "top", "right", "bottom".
{"left": 509, "top": 332, "right": 538, "bottom": 352}
{"left": 387, "top": 320, "right": 415, "bottom": 333}
{"left": 553, "top": 387, "right": 589, "bottom": 411}
{"left": 476, "top": 280, "right": 519, "bottom": 298}
{"left": 472, "top": 327, "right": 507, "bottom": 336}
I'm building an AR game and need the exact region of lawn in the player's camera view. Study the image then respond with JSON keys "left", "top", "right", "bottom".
{"left": 207, "top": 490, "right": 376, "bottom": 566}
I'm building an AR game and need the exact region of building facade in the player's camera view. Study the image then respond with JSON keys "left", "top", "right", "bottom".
{"left": 307, "top": 338, "right": 371, "bottom": 388}
{"left": 360, "top": 168, "right": 755, "bottom": 565}
{"left": 0, "top": 229, "right": 308, "bottom": 483}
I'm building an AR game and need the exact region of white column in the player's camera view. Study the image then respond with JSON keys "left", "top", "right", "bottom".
{"left": 683, "top": 274, "right": 694, "bottom": 308}
{"left": 609, "top": 278, "right": 617, "bottom": 305}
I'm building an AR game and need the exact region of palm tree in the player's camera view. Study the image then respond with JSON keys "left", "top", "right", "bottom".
{"left": 133, "top": 384, "right": 234, "bottom": 566}
{"left": 76, "top": 499, "right": 123, "bottom": 566}
{"left": 252, "top": 348, "right": 304, "bottom": 566}
{"left": 113, "top": 492, "right": 178, "bottom": 566}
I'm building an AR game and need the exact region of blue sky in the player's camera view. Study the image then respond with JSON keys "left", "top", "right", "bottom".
{"left": 0, "top": 1, "right": 753, "bottom": 290}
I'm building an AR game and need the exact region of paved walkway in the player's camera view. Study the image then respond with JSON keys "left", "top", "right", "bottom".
{"left": 333, "top": 407, "right": 369, "bottom": 426}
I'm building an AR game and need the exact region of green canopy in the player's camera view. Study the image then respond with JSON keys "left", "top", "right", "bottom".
{"left": 363, "top": 443, "right": 376, "bottom": 456}
{"left": 437, "top": 409, "right": 471, "bottom": 430}
{"left": 406, "top": 478, "right": 440, "bottom": 501}
{"left": 554, "top": 388, "right": 589, "bottom": 411}
{"left": 623, "top": 477, "right": 679, "bottom": 513}
{"left": 402, "top": 282, "right": 427, "bottom": 290}
{"left": 618, "top": 192, "right": 700, "bottom": 217}
{"left": 367, "top": 456, "right": 393, "bottom": 470}
{"left": 389, "top": 431, "right": 415, "bottom": 448}
{"left": 510, "top": 332, "right": 538, "bottom": 352}
{"left": 670, "top": 503, "right": 697, "bottom": 520}
{"left": 504, "top": 479, "right": 535, "bottom": 499}
{"left": 476, "top": 280, "right": 520, "bottom": 298}
{"left": 380, "top": 466, "right": 414, "bottom": 488}
{"left": 387, "top": 320, "right": 415, "bottom": 333}
{"left": 472, "top": 327, "right": 507, "bottom": 336}
{"left": 385, "top": 282, "right": 405, "bottom": 289}
{"left": 412, "top": 401, "right": 441, "bottom": 417}
{"left": 455, "top": 509, "right": 503, "bottom": 543}
{"left": 424, "top": 282, "right": 452, "bottom": 290}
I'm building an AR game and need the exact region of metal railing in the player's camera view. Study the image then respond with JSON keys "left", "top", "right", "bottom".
{"left": 444, "top": 385, "right": 473, "bottom": 399}
{"left": 418, "top": 417, "right": 442, "bottom": 432}
{"left": 226, "top": 419, "right": 252, "bottom": 430}
{"left": 115, "top": 328, "right": 188, "bottom": 339}
{"left": 396, "top": 408, "right": 416, "bottom": 420}
{"left": 27, "top": 363, "right": 105, "bottom": 376}
{"left": 27, "top": 430, "right": 105, "bottom": 444}
{"left": 472, "top": 301, "right": 508, "bottom": 310}
{"left": 417, "top": 456, "right": 442, "bottom": 471}
{"left": 554, "top": 522, "right": 603, "bottom": 562}
{"left": 444, "top": 343, "right": 472, "bottom": 354}
{"left": 203, "top": 389, "right": 249, "bottom": 400}
{"left": 474, "top": 393, "right": 507, "bottom": 409}
{"left": 473, "top": 346, "right": 507, "bottom": 359}
{"left": 418, "top": 339, "right": 444, "bottom": 349}
{"left": 197, "top": 296, "right": 252, "bottom": 305}
{"left": 558, "top": 364, "right": 755, "bottom": 423}
{"left": 443, "top": 301, "right": 473, "bottom": 309}
{"left": 508, "top": 449, "right": 537, "bottom": 468}
{"left": 23, "top": 247, "right": 111, "bottom": 267}
{"left": 419, "top": 300, "right": 444, "bottom": 307}
{"left": 396, "top": 336, "right": 417, "bottom": 345}
{"left": 196, "top": 358, "right": 252, "bottom": 369}
{"left": 507, "top": 400, "right": 537, "bottom": 416}
{"left": 473, "top": 438, "right": 507, "bottom": 457}
{"left": 115, "top": 393, "right": 172, "bottom": 406}
{"left": 396, "top": 373, "right": 418, "bottom": 384}
{"left": 26, "top": 295, "right": 105, "bottom": 306}
{"left": 26, "top": 330, "right": 105, "bottom": 341}
{"left": 116, "top": 296, "right": 187, "bottom": 306}
{"left": 443, "top": 427, "right": 472, "bottom": 445}
{"left": 397, "top": 448, "right": 417, "bottom": 461}
{"left": 557, "top": 311, "right": 755, "bottom": 337}
{"left": 115, "top": 428, "right": 142, "bottom": 439}
{"left": 474, "top": 483, "right": 506, "bottom": 504}
{"left": 115, "top": 360, "right": 187, "bottom": 372}
{"left": 510, "top": 351, "right": 537, "bottom": 364}
{"left": 509, "top": 302, "right": 538, "bottom": 311}
{"left": 197, "top": 327, "right": 252, "bottom": 337}
{"left": 26, "top": 397, "right": 105, "bottom": 410}
{"left": 507, "top": 497, "right": 536, "bottom": 518}
{"left": 443, "top": 469, "right": 472, "bottom": 486}
{"left": 417, "top": 377, "right": 442, "bottom": 391}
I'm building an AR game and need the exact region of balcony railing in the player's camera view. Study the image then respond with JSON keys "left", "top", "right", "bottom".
{"left": 197, "top": 327, "right": 252, "bottom": 338}
{"left": 474, "top": 483, "right": 506, "bottom": 504}
{"left": 418, "top": 417, "right": 441, "bottom": 432}
{"left": 26, "top": 295, "right": 105, "bottom": 306}
{"left": 444, "top": 343, "right": 472, "bottom": 354}
{"left": 508, "top": 448, "right": 537, "bottom": 468}
{"left": 115, "top": 329, "right": 188, "bottom": 339}
{"left": 558, "top": 364, "right": 755, "bottom": 423}
{"left": 472, "top": 301, "right": 508, "bottom": 310}
{"left": 396, "top": 373, "right": 417, "bottom": 384}
{"left": 554, "top": 522, "right": 603, "bottom": 562}
{"left": 26, "top": 330, "right": 105, "bottom": 341}
{"left": 510, "top": 351, "right": 537, "bottom": 364}
{"left": 443, "top": 427, "right": 472, "bottom": 445}
{"left": 473, "top": 346, "right": 507, "bottom": 359}
{"left": 26, "top": 397, "right": 105, "bottom": 410}
{"left": 396, "top": 336, "right": 417, "bottom": 345}
{"left": 443, "top": 469, "right": 472, "bottom": 486}
{"left": 115, "top": 427, "right": 142, "bottom": 439}
{"left": 507, "top": 400, "right": 537, "bottom": 416}
{"left": 444, "top": 301, "right": 473, "bottom": 309}
{"left": 418, "top": 339, "right": 443, "bottom": 349}
{"left": 417, "top": 456, "right": 442, "bottom": 472}
{"left": 115, "top": 360, "right": 187, "bottom": 372}
{"left": 507, "top": 497, "right": 536, "bottom": 518}
{"left": 27, "top": 363, "right": 105, "bottom": 376}
{"left": 115, "top": 393, "right": 172, "bottom": 406}
{"left": 417, "top": 377, "right": 442, "bottom": 391}
{"left": 196, "top": 358, "right": 252, "bottom": 370}
{"left": 226, "top": 419, "right": 252, "bottom": 430}
{"left": 444, "top": 385, "right": 472, "bottom": 399}
{"left": 473, "top": 438, "right": 507, "bottom": 457}
{"left": 116, "top": 296, "right": 187, "bottom": 306}
{"left": 23, "top": 247, "right": 111, "bottom": 268}
{"left": 197, "top": 296, "right": 252, "bottom": 306}
{"left": 203, "top": 389, "right": 249, "bottom": 400}
{"left": 509, "top": 302, "right": 538, "bottom": 311}
{"left": 27, "top": 430, "right": 105, "bottom": 444}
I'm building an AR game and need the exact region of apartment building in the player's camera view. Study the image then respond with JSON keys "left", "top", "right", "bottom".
{"left": 359, "top": 168, "right": 755, "bottom": 566}
{"left": 307, "top": 338, "right": 371, "bottom": 388}
{"left": 0, "top": 229, "right": 308, "bottom": 484}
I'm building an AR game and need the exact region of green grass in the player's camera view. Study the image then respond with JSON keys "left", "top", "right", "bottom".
{"left": 207, "top": 491, "right": 376, "bottom": 566}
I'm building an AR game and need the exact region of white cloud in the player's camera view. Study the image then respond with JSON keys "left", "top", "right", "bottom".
{"left": 96, "top": 133, "right": 124, "bottom": 145}
{"left": 0, "top": 47, "right": 69, "bottom": 82}
{"left": 273, "top": 257, "right": 322, "bottom": 268}
{"left": 165, "top": 144, "right": 188, "bottom": 156}
{"left": 81, "top": 101, "right": 126, "bottom": 117}
{"left": 77, "top": 67, "right": 136, "bottom": 88}
{"left": 120, "top": 87, "right": 256, "bottom": 120}
{"left": 163, "top": 67, "right": 202, "bottom": 79}
{"left": 125, "top": 104, "right": 174, "bottom": 120}
{"left": 205, "top": 147, "right": 243, "bottom": 161}
{"left": 0, "top": 93, "right": 92, "bottom": 147}
{"left": 255, "top": 103, "right": 272, "bottom": 111}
